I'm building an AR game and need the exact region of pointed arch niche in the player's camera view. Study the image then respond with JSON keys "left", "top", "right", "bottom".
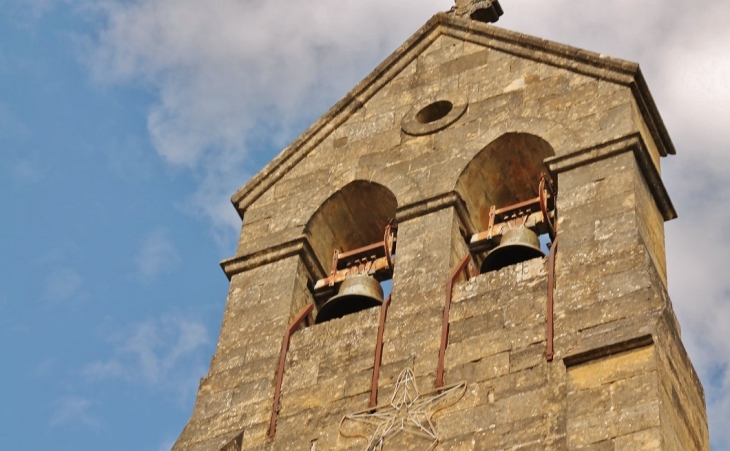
{"left": 455, "top": 133, "right": 556, "bottom": 268}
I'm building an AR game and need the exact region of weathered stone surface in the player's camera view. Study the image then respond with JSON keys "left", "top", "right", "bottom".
{"left": 171, "top": 8, "right": 706, "bottom": 451}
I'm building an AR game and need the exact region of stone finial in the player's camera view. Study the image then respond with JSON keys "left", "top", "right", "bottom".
{"left": 453, "top": 0, "right": 504, "bottom": 23}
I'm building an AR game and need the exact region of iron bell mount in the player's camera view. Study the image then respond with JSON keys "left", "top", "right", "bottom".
{"left": 470, "top": 175, "right": 557, "bottom": 273}
{"left": 312, "top": 222, "right": 397, "bottom": 323}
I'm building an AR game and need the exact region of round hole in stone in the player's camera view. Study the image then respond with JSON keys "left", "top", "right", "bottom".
{"left": 415, "top": 100, "right": 453, "bottom": 124}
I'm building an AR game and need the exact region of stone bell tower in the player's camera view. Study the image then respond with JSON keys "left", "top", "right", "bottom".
{"left": 172, "top": 2, "right": 709, "bottom": 450}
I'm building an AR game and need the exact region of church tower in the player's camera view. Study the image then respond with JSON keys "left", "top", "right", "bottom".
{"left": 173, "top": 2, "right": 709, "bottom": 450}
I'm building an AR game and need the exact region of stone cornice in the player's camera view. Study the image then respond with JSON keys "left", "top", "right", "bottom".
{"left": 220, "top": 237, "right": 326, "bottom": 282}
{"left": 230, "top": 13, "right": 675, "bottom": 218}
{"left": 563, "top": 334, "right": 655, "bottom": 368}
{"left": 546, "top": 133, "right": 677, "bottom": 221}
{"left": 222, "top": 192, "right": 475, "bottom": 278}
{"left": 222, "top": 131, "right": 677, "bottom": 280}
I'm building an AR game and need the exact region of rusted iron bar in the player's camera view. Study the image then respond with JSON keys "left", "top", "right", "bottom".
{"left": 546, "top": 235, "right": 559, "bottom": 362}
{"left": 539, "top": 174, "right": 556, "bottom": 240}
{"left": 436, "top": 254, "right": 473, "bottom": 388}
{"left": 494, "top": 195, "right": 543, "bottom": 215}
{"left": 313, "top": 255, "right": 394, "bottom": 291}
{"left": 268, "top": 303, "right": 314, "bottom": 439}
{"left": 470, "top": 177, "right": 555, "bottom": 253}
{"left": 470, "top": 210, "right": 552, "bottom": 251}
{"left": 315, "top": 223, "right": 398, "bottom": 293}
{"left": 369, "top": 294, "right": 392, "bottom": 408}
{"left": 336, "top": 241, "right": 386, "bottom": 262}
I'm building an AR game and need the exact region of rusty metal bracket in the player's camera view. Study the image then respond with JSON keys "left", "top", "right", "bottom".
{"left": 539, "top": 174, "right": 556, "bottom": 240}
{"left": 436, "top": 254, "right": 473, "bottom": 388}
{"left": 369, "top": 294, "right": 392, "bottom": 408}
{"left": 470, "top": 177, "right": 555, "bottom": 254}
{"left": 268, "top": 303, "right": 314, "bottom": 439}
{"left": 546, "top": 235, "right": 558, "bottom": 362}
{"left": 314, "top": 222, "right": 397, "bottom": 299}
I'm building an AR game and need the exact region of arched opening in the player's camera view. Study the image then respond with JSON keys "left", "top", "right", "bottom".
{"left": 304, "top": 181, "right": 398, "bottom": 323}
{"left": 455, "top": 133, "right": 557, "bottom": 273}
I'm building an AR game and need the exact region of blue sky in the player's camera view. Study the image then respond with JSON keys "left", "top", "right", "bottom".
{"left": 1, "top": 1, "right": 729, "bottom": 450}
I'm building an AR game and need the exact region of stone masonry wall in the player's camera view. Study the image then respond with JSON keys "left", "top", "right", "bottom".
{"left": 173, "top": 15, "right": 706, "bottom": 451}
{"left": 173, "top": 257, "right": 316, "bottom": 451}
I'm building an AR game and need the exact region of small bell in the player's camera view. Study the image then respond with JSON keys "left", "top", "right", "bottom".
{"left": 315, "top": 275, "right": 384, "bottom": 324}
{"left": 481, "top": 227, "right": 545, "bottom": 273}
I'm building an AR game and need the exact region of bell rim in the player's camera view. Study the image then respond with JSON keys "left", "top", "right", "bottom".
{"left": 315, "top": 293, "right": 383, "bottom": 324}
{"left": 314, "top": 275, "right": 384, "bottom": 324}
{"left": 480, "top": 231, "right": 546, "bottom": 273}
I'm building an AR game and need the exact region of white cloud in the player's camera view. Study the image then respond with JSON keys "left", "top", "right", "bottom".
{"left": 49, "top": 396, "right": 101, "bottom": 430}
{"left": 0, "top": 100, "right": 30, "bottom": 140}
{"left": 85, "top": 0, "right": 730, "bottom": 447}
{"left": 664, "top": 164, "right": 730, "bottom": 450}
{"left": 85, "top": 0, "right": 451, "bottom": 234}
{"left": 136, "top": 228, "right": 181, "bottom": 280}
{"left": 11, "top": 160, "right": 42, "bottom": 185}
{"left": 84, "top": 316, "right": 209, "bottom": 400}
{"left": 155, "top": 438, "right": 176, "bottom": 451}
{"left": 42, "top": 267, "right": 84, "bottom": 304}
{"left": 498, "top": 3, "right": 730, "bottom": 447}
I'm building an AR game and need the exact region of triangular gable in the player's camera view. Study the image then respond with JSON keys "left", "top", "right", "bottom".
{"left": 231, "top": 12, "right": 674, "bottom": 216}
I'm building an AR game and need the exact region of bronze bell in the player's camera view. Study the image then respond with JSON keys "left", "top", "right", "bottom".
{"left": 315, "top": 274, "right": 384, "bottom": 324}
{"left": 481, "top": 227, "right": 546, "bottom": 273}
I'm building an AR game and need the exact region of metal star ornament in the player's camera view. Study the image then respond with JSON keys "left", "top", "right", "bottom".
{"left": 339, "top": 369, "right": 467, "bottom": 451}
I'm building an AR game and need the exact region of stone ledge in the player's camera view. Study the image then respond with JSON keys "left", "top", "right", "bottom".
{"left": 546, "top": 133, "right": 677, "bottom": 221}
{"left": 563, "top": 334, "right": 654, "bottom": 368}
{"left": 220, "top": 237, "right": 325, "bottom": 281}
{"left": 223, "top": 192, "right": 476, "bottom": 278}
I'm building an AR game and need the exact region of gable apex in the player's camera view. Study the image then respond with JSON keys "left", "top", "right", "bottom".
{"left": 231, "top": 12, "right": 675, "bottom": 216}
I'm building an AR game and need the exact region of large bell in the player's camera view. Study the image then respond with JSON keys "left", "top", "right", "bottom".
{"left": 315, "top": 274, "right": 384, "bottom": 324}
{"left": 481, "top": 227, "right": 546, "bottom": 273}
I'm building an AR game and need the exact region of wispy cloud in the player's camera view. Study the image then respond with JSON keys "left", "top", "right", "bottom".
{"left": 42, "top": 267, "right": 84, "bottom": 305}
{"left": 4, "top": 0, "right": 60, "bottom": 31}
{"left": 49, "top": 396, "right": 101, "bottom": 430}
{"left": 502, "top": 3, "right": 730, "bottom": 448}
{"left": 84, "top": 316, "right": 209, "bottom": 400}
{"left": 11, "top": 160, "right": 42, "bottom": 185}
{"left": 18, "top": 0, "right": 57, "bottom": 18}
{"left": 0, "top": 100, "right": 30, "bottom": 140}
{"left": 136, "top": 228, "right": 181, "bottom": 280}
{"left": 155, "top": 437, "right": 176, "bottom": 451}
{"left": 84, "top": 0, "right": 450, "bottom": 236}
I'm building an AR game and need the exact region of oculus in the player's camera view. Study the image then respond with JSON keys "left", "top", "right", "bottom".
{"left": 401, "top": 94, "right": 468, "bottom": 136}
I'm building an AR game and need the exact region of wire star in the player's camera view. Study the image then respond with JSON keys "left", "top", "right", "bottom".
{"left": 339, "top": 369, "right": 467, "bottom": 451}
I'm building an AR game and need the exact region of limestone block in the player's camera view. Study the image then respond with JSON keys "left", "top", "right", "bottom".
{"left": 567, "top": 346, "right": 660, "bottom": 448}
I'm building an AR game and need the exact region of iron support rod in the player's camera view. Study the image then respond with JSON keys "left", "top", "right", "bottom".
{"left": 268, "top": 303, "right": 314, "bottom": 439}
{"left": 546, "top": 236, "right": 559, "bottom": 362}
{"left": 369, "top": 295, "right": 392, "bottom": 407}
{"left": 436, "top": 254, "right": 472, "bottom": 388}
